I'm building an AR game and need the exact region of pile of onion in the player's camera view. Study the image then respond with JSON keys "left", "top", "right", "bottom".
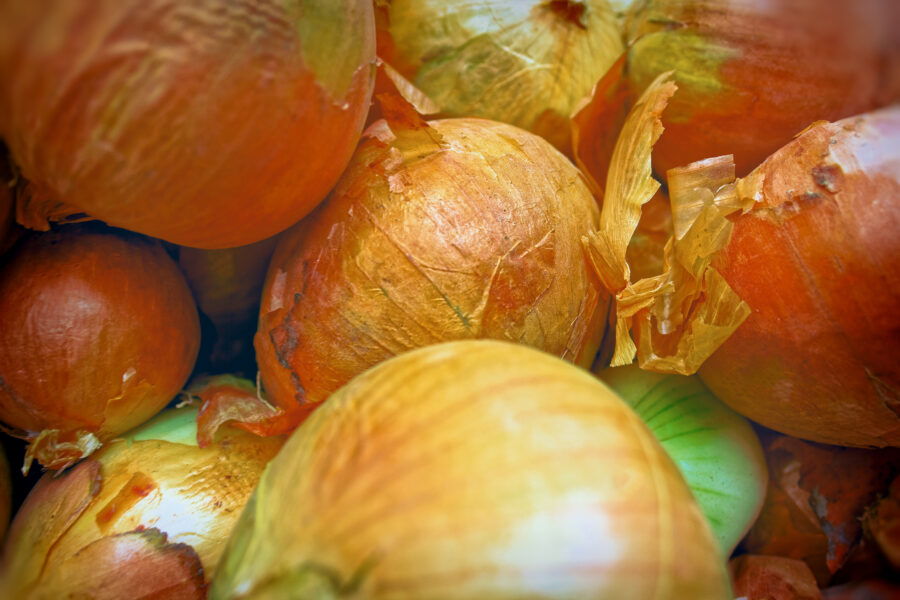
{"left": 0, "top": 224, "right": 200, "bottom": 471}
{"left": 0, "top": 0, "right": 376, "bottom": 248}
{"left": 0, "top": 393, "right": 283, "bottom": 599}
{"left": 376, "top": 0, "right": 624, "bottom": 153}
{"left": 692, "top": 106, "right": 900, "bottom": 447}
{"left": 253, "top": 113, "right": 610, "bottom": 424}
{"left": 623, "top": 0, "right": 899, "bottom": 177}
{"left": 210, "top": 341, "right": 730, "bottom": 599}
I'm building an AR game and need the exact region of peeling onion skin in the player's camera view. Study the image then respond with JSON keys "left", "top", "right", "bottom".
{"left": 211, "top": 341, "right": 731, "bottom": 599}
{"left": 698, "top": 107, "right": 900, "bottom": 447}
{"left": 626, "top": 0, "right": 899, "bottom": 178}
{"left": 377, "top": 0, "right": 624, "bottom": 154}
{"left": 0, "top": 0, "right": 376, "bottom": 249}
{"left": 0, "top": 225, "right": 201, "bottom": 470}
{"left": 0, "top": 404, "right": 284, "bottom": 599}
{"left": 255, "top": 117, "right": 610, "bottom": 414}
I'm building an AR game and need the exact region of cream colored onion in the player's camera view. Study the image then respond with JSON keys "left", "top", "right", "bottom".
{"left": 378, "top": 0, "right": 624, "bottom": 153}
{"left": 211, "top": 340, "right": 731, "bottom": 599}
{"left": 0, "top": 399, "right": 283, "bottom": 599}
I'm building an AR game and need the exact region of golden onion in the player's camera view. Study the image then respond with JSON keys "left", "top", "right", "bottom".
{"left": 0, "top": 396, "right": 283, "bottom": 599}
{"left": 377, "top": 0, "right": 624, "bottom": 153}
{"left": 253, "top": 116, "right": 610, "bottom": 426}
{"left": 211, "top": 340, "right": 731, "bottom": 599}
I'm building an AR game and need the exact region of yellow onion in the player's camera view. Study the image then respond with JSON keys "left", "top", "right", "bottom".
{"left": 624, "top": 0, "right": 899, "bottom": 178}
{"left": 0, "top": 392, "right": 283, "bottom": 599}
{"left": 211, "top": 340, "right": 731, "bottom": 599}
{"left": 0, "top": 224, "right": 201, "bottom": 472}
{"left": 377, "top": 0, "right": 624, "bottom": 153}
{"left": 253, "top": 115, "right": 610, "bottom": 428}
{"left": 0, "top": 0, "right": 375, "bottom": 249}
{"left": 694, "top": 107, "right": 900, "bottom": 447}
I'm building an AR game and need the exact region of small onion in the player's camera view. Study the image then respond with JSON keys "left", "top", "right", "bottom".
{"left": 696, "top": 106, "right": 900, "bottom": 447}
{"left": 254, "top": 116, "right": 610, "bottom": 419}
{"left": 0, "top": 397, "right": 283, "bottom": 599}
{"left": 0, "top": 224, "right": 201, "bottom": 471}
{"left": 211, "top": 340, "right": 731, "bottom": 599}
{"left": 0, "top": 0, "right": 376, "bottom": 249}
{"left": 597, "top": 363, "right": 767, "bottom": 557}
{"left": 377, "top": 0, "right": 624, "bottom": 153}
{"left": 625, "top": 0, "right": 899, "bottom": 177}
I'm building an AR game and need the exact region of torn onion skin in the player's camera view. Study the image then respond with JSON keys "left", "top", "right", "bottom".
{"left": 0, "top": 224, "right": 201, "bottom": 472}
{"left": 211, "top": 341, "right": 731, "bottom": 599}
{"left": 697, "top": 107, "right": 900, "bottom": 447}
{"left": 626, "top": 0, "right": 899, "bottom": 178}
{"left": 0, "top": 0, "right": 376, "bottom": 249}
{"left": 254, "top": 117, "right": 610, "bottom": 422}
{"left": 0, "top": 404, "right": 283, "bottom": 599}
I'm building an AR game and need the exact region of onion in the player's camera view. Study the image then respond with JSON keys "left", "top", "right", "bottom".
{"left": 210, "top": 340, "right": 731, "bottom": 598}
{"left": 254, "top": 115, "right": 610, "bottom": 423}
{"left": 597, "top": 363, "right": 767, "bottom": 557}
{"left": 0, "top": 396, "right": 283, "bottom": 599}
{"left": 0, "top": 0, "right": 376, "bottom": 249}
{"left": 695, "top": 107, "right": 900, "bottom": 447}
{"left": 0, "top": 224, "right": 201, "bottom": 472}
{"left": 377, "top": 0, "right": 624, "bottom": 153}
{"left": 625, "top": 0, "right": 899, "bottom": 178}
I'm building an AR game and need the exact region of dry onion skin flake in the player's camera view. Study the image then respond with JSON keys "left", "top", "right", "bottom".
{"left": 210, "top": 340, "right": 731, "bottom": 599}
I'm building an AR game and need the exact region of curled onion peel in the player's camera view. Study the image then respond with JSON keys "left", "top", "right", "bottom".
{"left": 0, "top": 0, "right": 376, "bottom": 249}
{"left": 253, "top": 114, "right": 610, "bottom": 428}
{"left": 0, "top": 397, "right": 283, "bottom": 599}
{"left": 211, "top": 340, "right": 731, "bottom": 599}
{"left": 597, "top": 363, "right": 767, "bottom": 557}
{"left": 695, "top": 107, "right": 900, "bottom": 447}
{"left": 624, "top": 0, "right": 900, "bottom": 179}
{"left": 377, "top": 0, "right": 624, "bottom": 154}
{"left": 0, "top": 225, "right": 201, "bottom": 472}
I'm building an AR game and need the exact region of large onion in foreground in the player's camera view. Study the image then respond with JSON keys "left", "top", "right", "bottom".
{"left": 696, "top": 106, "right": 900, "bottom": 446}
{"left": 254, "top": 116, "right": 610, "bottom": 419}
{"left": 0, "top": 0, "right": 375, "bottom": 248}
{"left": 211, "top": 341, "right": 731, "bottom": 599}
{"left": 625, "top": 0, "right": 899, "bottom": 178}
{"left": 0, "top": 398, "right": 283, "bottom": 599}
{"left": 377, "top": 0, "right": 624, "bottom": 153}
{"left": 0, "top": 225, "right": 200, "bottom": 471}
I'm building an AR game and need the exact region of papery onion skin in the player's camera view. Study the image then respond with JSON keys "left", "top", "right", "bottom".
{"left": 211, "top": 340, "right": 731, "bottom": 599}
{"left": 698, "top": 107, "right": 900, "bottom": 447}
{"left": 0, "top": 402, "right": 284, "bottom": 599}
{"left": 597, "top": 363, "right": 767, "bottom": 558}
{"left": 0, "top": 224, "right": 201, "bottom": 470}
{"left": 625, "top": 0, "right": 899, "bottom": 178}
{"left": 0, "top": 0, "right": 376, "bottom": 249}
{"left": 255, "top": 117, "right": 610, "bottom": 414}
{"left": 378, "top": 0, "right": 624, "bottom": 153}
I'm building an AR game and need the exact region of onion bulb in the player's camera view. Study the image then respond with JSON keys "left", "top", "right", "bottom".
{"left": 376, "top": 0, "right": 624, "bottom": 153}
{"left": 211, "top": 340, "right": 731, "bottom": 599}
{"left": 0, "top": 0, "right": 376, "bottom": 249}
{"left": 695, "top": 106, "right": 900, "bottom": 447}
{"left": 597, "top": 363, "right": 767, "bottom": 557}
{"left": 253, "top": 115, "right": 610, "bottom": 426}
{"left": 625, "top": 0, "right": 899, "bottom": 178}
{"left": 0, "top": 224, "right": 201, "bottom": 471}
{"left": 0, "top": 396, "right": 283, "bottom": 599}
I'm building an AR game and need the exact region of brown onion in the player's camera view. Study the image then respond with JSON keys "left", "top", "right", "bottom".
{"left": 696, "top": 106, "right": 900, "bottom": 446}
{"left": 0, "top": 224, "right": 201, "bottom": 471}
{"left": 254, "top": 115, "right": 610, "bottom": 421}
{"left": 625, "top": 0, "right": 899, "bottom": 178}
{"left": 377, "top": 0, "right": 624, "bottom": 153}
{"left": 0, "top": 398, "right": 283, "bottom": 599}
{"left": 211, "top": 341, "right": 731, "bottom": 598}
{"left": 0, "top": 0, "right": 375, "bottom": 249}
